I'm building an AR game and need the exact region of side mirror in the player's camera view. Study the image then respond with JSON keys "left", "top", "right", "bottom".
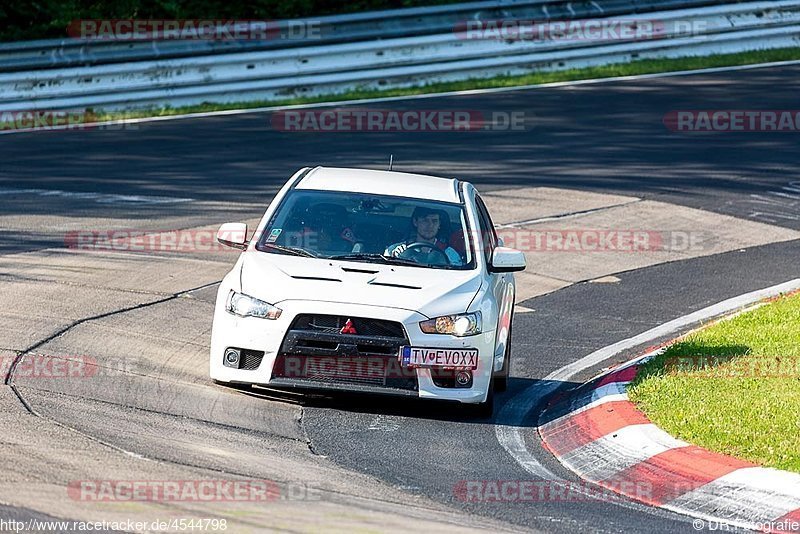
{"left": 489, "top": 246, "right": 526, "bottom": 273}
{"left": 217, "top": 223, "right": 248, "bottom": 250}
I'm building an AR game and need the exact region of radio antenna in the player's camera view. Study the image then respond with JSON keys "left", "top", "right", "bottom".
{"left": 388, "top": 154, "right": 394, "bottom": 171}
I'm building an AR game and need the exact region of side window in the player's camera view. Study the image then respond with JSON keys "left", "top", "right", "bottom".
{"left": 475, "top": 195, "right": 497, "bottom": 264}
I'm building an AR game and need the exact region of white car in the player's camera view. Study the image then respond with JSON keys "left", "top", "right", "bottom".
{"left": 210, "top": 166, "right": 525, "bottom": 416}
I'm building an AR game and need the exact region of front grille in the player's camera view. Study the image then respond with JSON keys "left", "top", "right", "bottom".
{"left": 272, "top": 314, "right": 416, "bottom": 392}
{"left": 292, "top": 314, "right": 406, "bottom": 338}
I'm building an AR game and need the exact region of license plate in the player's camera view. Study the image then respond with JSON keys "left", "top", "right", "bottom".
{"left": 400, "top": 346, "right": 479, "bottom": 369}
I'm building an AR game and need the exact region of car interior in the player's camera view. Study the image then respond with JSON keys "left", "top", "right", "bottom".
{"left": 265, "top": 192, "right": 469, "bottom": 262}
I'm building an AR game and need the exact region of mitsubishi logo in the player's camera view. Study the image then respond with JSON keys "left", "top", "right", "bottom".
{"left": 340, "top": 318, "right": 358, "bottom": 335}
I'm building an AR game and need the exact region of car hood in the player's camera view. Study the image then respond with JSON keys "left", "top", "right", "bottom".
{"left": 239, "top": 252, "right": 482, "bottom": 318}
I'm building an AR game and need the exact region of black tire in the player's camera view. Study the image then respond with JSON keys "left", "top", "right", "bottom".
{"left": 494, "top": 316, "right": 513, "bottom": 393}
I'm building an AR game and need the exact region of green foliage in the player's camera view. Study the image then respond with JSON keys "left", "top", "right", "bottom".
{"left": 0, "top": 0, "right": 462, "bottom": 42}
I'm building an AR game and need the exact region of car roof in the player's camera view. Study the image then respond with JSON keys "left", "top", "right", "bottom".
{"left": 295, "top": 167, "right": 461, "bottom": 203}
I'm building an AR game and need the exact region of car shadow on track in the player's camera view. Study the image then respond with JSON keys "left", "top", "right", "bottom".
{"left": 230, "top": 376, "right": 581, "bottom": 427}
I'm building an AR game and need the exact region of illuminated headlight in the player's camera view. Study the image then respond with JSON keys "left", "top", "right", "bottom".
{"left": 226, "top": 290, "right": 282, "bottom": 320}
{"left": 420, "top": 312, "right": 481, "bottom": 337}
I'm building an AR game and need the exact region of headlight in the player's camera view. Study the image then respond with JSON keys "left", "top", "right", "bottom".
{"left": 226, "top": 290, "right": 282, "bottom": 319}
{"left": 419, "top": 312, "right": 481, "bottom": 336}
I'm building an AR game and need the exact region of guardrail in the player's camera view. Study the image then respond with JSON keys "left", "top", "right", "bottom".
{"left": 0, "top": 0, "right": 733, "bottom": 72}
{"left": 0, "top": 0, "right": 796, "bottom": 112}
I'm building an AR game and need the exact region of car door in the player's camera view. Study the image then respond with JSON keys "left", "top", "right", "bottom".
{"left": 474, "top": 194, "right": 513, "bottom": 372}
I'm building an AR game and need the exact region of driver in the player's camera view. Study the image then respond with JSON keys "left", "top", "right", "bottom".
{"left": 385, "top": 207, "right": 461, "bottom": 265}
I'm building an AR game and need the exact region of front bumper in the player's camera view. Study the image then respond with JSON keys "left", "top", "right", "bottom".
{"left": 210, "top": 294, "right": 496, "bottom": 404}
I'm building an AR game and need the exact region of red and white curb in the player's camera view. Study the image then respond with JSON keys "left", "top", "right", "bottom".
{"left": 538, "top": 350, "right": 800, "bottom": 533}
{"left": 496, "top": 279, "right": 800, "bottom": 528}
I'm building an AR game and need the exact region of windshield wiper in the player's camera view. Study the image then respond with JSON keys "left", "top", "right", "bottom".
{"left": 261, "top": 243, "right": 319, "bottom": 258}
{"left": 329, "top": 253, "right": 421, "bottom": 266}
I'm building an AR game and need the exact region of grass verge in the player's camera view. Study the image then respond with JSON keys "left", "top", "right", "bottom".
{"left": 628, "top": 292, "right": 800, "bottom": 473}
{"left": 94, "top": 46, "right": 800, "bottom": 122}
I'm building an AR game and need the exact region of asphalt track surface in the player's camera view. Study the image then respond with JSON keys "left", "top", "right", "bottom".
{"left": 2, "top": 63, "right": 800, "bottom": 532}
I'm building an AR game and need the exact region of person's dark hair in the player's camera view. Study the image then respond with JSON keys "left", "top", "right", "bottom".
{"left": 411, "top": 206, "right": 440, "bottom": 221}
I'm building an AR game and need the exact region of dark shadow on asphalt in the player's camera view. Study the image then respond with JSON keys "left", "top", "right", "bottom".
{"left": 228, "top": 376, "right": 582, "bottom": 427}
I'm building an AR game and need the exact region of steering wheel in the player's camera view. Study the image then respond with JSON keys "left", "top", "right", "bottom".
{"left": 396, "top": 242, "right": 451, "bottom": 264}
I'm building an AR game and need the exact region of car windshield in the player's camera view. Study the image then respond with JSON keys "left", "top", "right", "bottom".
{"left": 255, "top": 190, "right": 475, "bottom": 270}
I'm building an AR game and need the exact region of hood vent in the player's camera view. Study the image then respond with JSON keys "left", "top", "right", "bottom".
{"left": 341, "top": 267, "right": 379, "bottom": 274}
{"left": 291, "top": 276, "right": 342, "bottom": 282}
{"left": 368, "top": 281, "right": 422, "bottom": 290}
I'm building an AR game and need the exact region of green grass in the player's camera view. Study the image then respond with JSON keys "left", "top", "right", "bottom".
{"left": 94, "top": 46, "right": 800, "bottom": 122}
{"left": 628, "top": 292, "right": 800, "bottom": 473}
